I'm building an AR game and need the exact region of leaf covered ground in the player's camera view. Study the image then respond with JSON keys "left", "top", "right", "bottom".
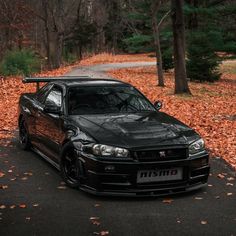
{"left": 0, "top": 53, "right": 235, "bottom": 169}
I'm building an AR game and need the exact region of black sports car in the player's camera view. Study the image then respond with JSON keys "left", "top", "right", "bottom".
{"left": 18, "top": 76, "right": 210, "bottom": 196}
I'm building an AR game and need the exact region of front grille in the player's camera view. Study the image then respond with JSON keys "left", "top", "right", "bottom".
{"left": 133, "top": 148, "right": 187, "bottom": 162}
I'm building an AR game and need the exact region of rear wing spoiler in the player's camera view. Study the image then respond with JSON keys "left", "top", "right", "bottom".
{"left": 23, "top": 76, "right": 90, "bottom": 91}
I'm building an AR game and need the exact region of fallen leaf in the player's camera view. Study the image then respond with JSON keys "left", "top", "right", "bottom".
{"left": 24, "top": 172, "right": 33, "bottom": 176}
{"left": 217, "top": 174, "right": 225, "bottom": 179}
{"left": 21, "top": 177, "right": 28, "bottom": 181}
{"left": 100, "top": 231, "right": 109, "bottom": 236}
{"left": 195, "top": 197, "right": 203, "bottom": 200}
{"left": 57, "top": 186, "right": 67, "bottom": 190}
{"left": 227, "top": 177, "right": 235, "bottom": 181}
{"left": 0, "top": 172, "right": 5, "bottom": 178}
{"left": 92, "top": 220, "right": 101, "bottom": 226}
{"left": 162, "top": 198, "right": 173, "bottom": 204}
{"left": 90, "top": 217, "right": 100, "bottom": 221}
{"left": 19, "top": 204, "right": 26, "bottom": 208}
{"left": 0, "top": 205, "right": 6, "bottom": 209}
{"left": 0, "top": 185, "right": 8, "bottom": 189}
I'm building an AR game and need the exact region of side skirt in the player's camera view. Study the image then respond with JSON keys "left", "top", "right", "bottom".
{"left": 32, "top": 147, "right": 60, "bottom": 170}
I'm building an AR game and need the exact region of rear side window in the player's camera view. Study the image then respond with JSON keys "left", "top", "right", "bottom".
{"left": 45, "top": 87, "right": 62, "bottom": 107}
{"left": 36, "top": 84, "right": 52, "bottom": 103}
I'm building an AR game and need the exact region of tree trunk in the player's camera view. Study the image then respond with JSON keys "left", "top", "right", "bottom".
{"left": 171, "top": 0, "right": 191, "bottom": 94}
{"left": 55, "top": 33, "right": 64, "bottom": 68}
{"left": 151, "top": 1, "right": 164, "bottom": 87}
{"left": 42, "top": 0, "right": 52, "bottom": 69}
{"left": 152, "top": 11, "right": 164, "bottom": 87}
{"left": 186, "top": 0, "right": 198, "bottom": 29}
{"left": 54, "top": 0, "right": 64, "bottom": 68}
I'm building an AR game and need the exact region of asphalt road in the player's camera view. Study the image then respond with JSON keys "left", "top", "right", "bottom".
{"left": 65, "top": 61, "right": 156, "bottom": 78}
{"left": 0, "top": 137, "right": 236, "bottom": 236}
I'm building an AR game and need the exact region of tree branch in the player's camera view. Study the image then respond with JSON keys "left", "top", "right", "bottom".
{"left": 158, "top": 10, "right": 171, "bottom": 29}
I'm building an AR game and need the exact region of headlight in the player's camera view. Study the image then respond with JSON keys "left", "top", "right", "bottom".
{"left": 189, "top": 139, "right": 205, "bottom": 155}
{"left": 92, "top": 144, "right": 129, "bottom": 158}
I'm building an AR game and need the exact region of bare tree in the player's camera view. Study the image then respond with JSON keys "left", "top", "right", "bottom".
{"left": 171, "top": 0, "right": 191, "bottom": 94}
{"left": 151, "top": 0, "right": 171, "bottom": 87}
{"left": 0, "top": 0, "right": 33, "bottom": 56}
{"left": 151, "top": 0, "right": 164, "bottom": 87}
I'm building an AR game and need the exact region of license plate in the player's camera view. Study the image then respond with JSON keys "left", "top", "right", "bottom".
{"left": 137, "top": 167, "right": 183, "bottom": 183}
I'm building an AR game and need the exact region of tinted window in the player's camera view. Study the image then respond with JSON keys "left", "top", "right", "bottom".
{"left": 37, "top": 84, "right": 52, "bottom": 103}
{"left": 68, "top": 86, "right": 155, "bottom": 115}
{"left": 45, "top": 87, "right": 62, "bottom": 107}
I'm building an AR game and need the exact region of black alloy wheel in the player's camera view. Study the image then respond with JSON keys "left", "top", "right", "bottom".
{"left": 60, "top": 149, "right": 80, "bottom": 188}
{"left": 19, "top": 120, "right": 31, "bottom": 150}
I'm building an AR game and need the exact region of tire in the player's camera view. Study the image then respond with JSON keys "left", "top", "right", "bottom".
{"left": 19, "top": 119, "right": 31, "bottom": 150}
{"left": 60, "top": 144, "right": 80, "bottom": 188}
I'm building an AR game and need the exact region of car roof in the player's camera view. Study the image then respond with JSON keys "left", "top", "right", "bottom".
{"left": 52, "top": 78, "right": 130, "bottom": 87}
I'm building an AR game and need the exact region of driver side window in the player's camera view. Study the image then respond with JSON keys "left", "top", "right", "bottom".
{"left": 45, "top": 87, "right": 62, "bottom": 108}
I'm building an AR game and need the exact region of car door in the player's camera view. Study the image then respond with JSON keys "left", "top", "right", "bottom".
{"left": 36, "top": 85, "right": 65, "bottom": 161}
{"left": 30, "top": 83, "right": 53, "bottom": 147}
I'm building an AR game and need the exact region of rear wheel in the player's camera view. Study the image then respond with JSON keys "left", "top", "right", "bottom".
{"left": 19, "top": 119, "right": 31, "bottom": 150}
{"left": 60, "top": 147, "right": 80, "bottom": 188}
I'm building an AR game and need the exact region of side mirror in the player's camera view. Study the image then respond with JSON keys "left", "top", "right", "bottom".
{"left": 44, "top": 103, "right": 61, "bottom": 115}
{"left": 154, "top": 101, "right": 162, "bottom": 111}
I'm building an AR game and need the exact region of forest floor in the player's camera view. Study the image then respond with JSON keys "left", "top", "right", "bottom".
{"left": 0, "top": 53, "right": 235, "bottom": 169}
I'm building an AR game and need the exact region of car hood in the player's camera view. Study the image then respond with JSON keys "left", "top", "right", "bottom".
{"left": 70, "top": 112, "right": 199, "bottom": 149}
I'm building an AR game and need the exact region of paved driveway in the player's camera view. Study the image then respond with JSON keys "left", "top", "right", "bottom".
{"left": 0, "top": 138, "right": 236, "bottom": 236}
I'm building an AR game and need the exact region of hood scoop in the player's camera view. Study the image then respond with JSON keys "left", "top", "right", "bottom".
{"left": 102, "top": 121, "right": 178, "bottom": 141}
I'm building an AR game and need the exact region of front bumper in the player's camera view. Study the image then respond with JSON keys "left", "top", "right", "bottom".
{"left": 78, "top": 153, "right": 210, "bottom": 197}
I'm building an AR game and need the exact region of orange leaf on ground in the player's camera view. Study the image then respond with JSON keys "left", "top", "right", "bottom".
{"left": 201, "top": 221, "right": 208, "bottom": 225}
{"left": 217, "top": 174, "right": 225, "bottom": 179}
{"left": 0, "top": 185, "right": 8, "bottom": 189}
{"left": 0, "top": 172, "right": 5, "bottom": 178}
{"left": 100, "top": 231, "right": 109, "bottom": 236}
{"left": 19, "top": 204, "right": 26, "bottom": 208}
{"left": 163, "top": 198, "right": 173, "bottom": 204}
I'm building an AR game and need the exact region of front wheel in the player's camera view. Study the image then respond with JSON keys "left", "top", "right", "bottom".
{"left": 60, "top": 147, "right": 80, "bottom": 188}
{"left": 19, "top": 119, "right": 31, "bottom": 150}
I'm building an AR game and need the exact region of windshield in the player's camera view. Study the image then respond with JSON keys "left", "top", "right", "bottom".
{"left": 68, "top": 86, "right": 155, "bottom": 115}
